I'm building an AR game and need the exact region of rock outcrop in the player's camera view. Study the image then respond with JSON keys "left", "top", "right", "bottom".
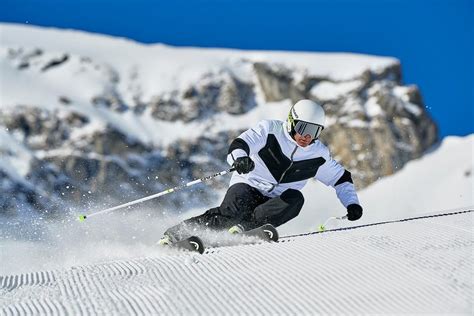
{"left": 0, "top": 31, "right": 437, "bottom": 217}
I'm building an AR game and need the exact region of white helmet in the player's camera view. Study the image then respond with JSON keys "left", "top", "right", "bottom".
{"left": 287, "top": 99, "right": 325, "bottom": 139}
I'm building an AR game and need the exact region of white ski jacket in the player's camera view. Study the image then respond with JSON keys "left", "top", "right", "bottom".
{"left": 226, "top": 120, "right": 360, "bottom": 208}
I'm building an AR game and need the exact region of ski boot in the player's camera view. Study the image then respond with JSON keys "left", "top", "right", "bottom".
{"left": 228, "top": 224, "right": 245, "bottom": 234}
{"left": 158, "top": 234, "right": 174, "bottom": 246}
{"left": 229, "top": 224, "right": 279, "bottom": 242}
{"left": 158, "top": 233, "right": 205, "bottom": 254}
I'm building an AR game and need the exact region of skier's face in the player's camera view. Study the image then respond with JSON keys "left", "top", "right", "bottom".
{"left": 294, "top": 133, "right": 312, "bottom": 147}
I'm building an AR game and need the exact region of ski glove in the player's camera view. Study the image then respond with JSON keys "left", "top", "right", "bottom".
{"left": 233, "top": 156, "right": 255, "bottom": 174}
{"left": 346, "top": 204, "right": 363, "bottom": 221}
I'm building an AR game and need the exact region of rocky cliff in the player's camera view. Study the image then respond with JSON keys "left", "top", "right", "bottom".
{"left": 0, "top": 24, "right": 437, "bottom": 217}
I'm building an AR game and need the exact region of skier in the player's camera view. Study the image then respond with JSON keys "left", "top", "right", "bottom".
{"left": 159, "top": 99, "right": 363, "bottom": 245}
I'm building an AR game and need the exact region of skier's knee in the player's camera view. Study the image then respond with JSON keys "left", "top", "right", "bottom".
{"left": 281, "top": 189, "right": 304, "bottom": 208}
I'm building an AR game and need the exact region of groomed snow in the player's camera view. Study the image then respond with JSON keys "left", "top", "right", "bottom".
{"left": 1, "top": 210, "right": 472, "bottom": 315}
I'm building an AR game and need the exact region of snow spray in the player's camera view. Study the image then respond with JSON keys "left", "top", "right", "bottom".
{"left": 78, "top": 168, "right": 235, "bottom": 222}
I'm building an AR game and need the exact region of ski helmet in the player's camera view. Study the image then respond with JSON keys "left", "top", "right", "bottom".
{"left": 287, "top": 99, "right": 325, "bottom": 140}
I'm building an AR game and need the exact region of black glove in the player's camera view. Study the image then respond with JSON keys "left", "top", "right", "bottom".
{"left": 233, "top": 157, "right": 255, "bottom": 174}
{"left": 347, "top": 204, "right": 363, "bottom": 221}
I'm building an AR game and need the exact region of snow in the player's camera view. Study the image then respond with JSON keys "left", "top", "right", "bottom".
{"left": 0, "top": 23, "right": 398, "bottom": 85}
{"left": 1, "top": 134, "right": 472, "bottom": 272}
{"left": 0, "top": 22, "right": 399, "bottom": 148}
{"left": 0, "top": 128, "right": 34, "bottom": 182}
{"left": 0, "top": 210, "right": 471, "bottom": 314}
{"left": 359, "top": 135, "right": 473, "bottom": 219}
{"left": 310, "top": 80, "right": 363, "bottom": 101}
{"left": 279, "top": 134, "right": 474, "bottom": 235}
{"left": 0, "top": 23, "right": 472, "bottom": 314}
{"left": 0, "top": 22, "right": 404, "bottom": 153}
{"left": 364, "top": 96, "right": 384, "bottom": 117}
{"left": 0, "top": 23, "right": 397, "bottom": 115}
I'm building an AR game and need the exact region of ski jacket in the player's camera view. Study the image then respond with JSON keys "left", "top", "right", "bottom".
{"left": 226, "top": 119, "right": 360, "bottom": 208}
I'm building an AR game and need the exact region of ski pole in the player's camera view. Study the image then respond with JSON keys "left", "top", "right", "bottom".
{"left": 78, "top": 168, "right": 235, "bottom": 222}
{"left": 318, "top": 215, "right": 347, "bottom": 232}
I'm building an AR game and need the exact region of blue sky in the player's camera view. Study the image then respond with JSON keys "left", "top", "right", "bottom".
{"left": 1, "top": 0, "right": 472, "bottom": 137}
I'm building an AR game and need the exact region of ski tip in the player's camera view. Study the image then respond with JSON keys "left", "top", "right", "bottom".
{"left": 260, "top": 224, "right": 279, "bottom": 242}
{"left": 78, "top": 215, "right": 87, "bottom": 222}
{"left": 188, "top": 236, "right": 205, "bottom": 254}
{"left": 167, "top": 236, "right": 205, "bottom": 254}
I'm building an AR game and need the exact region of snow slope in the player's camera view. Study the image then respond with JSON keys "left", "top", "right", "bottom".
{"left": 279, "top": 134, "right": 474, "bottom": 235}
{"left": 1, "top": 210, "right": 472, "bottom": 315}
{"left": 0, "top": 134, "right": 472, "bottom": 277}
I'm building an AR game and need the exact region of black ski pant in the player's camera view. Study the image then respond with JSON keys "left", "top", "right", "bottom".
{"left": 165, "top": 183, "right": 304, "bottom": 240}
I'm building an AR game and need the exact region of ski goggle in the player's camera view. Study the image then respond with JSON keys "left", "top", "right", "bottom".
{"left": 294, "top": 120, "right": 324, "bottom": 139}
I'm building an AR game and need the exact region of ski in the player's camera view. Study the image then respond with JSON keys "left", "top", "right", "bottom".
{"left": 167, "top": 236, "right": 205, "bottom": 254}
{"left": 207, "top": 224, "right": 279, "bottom": 249}
{"left": 160, "top": 224, "right": 278, "bottom": 253}
{"left": 241, "top": 224, "right": 279, "bottom": 242}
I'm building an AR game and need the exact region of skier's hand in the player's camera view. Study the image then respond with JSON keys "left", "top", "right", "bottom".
{"left": 346, "top": 204, "right": 363, "bottom": 221}
{"left": 233, "top": 157, "right": 255, "bottom": 174}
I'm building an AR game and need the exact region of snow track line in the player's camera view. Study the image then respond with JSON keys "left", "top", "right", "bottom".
{"left": 283, "top": 208, "right": 473, "bottom": 239}
{"left": 200, "top": 209, "right": 473, "bottom": 253}
{"left": 0, "top": 270, "right": 56, "bottom": 292}
{"left": 1, "top": 210, "right": 472, "bottom": 314}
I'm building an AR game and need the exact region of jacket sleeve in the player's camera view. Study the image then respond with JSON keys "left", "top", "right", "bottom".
{"left": 315, "top": 149, "right": 360, "bottom": 208}
{"left": 226, "top": 120, "right": 270, "bottom": 166}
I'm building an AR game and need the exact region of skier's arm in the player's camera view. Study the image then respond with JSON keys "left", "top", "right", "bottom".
{"left": 333, "top": 169, "right": 360, "bottom": 207}
{"left": 226, "top": 120, "right": 270, "bottom": 166}
{"left": 315, "top": 154, "right": 362, "bottom": 220}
